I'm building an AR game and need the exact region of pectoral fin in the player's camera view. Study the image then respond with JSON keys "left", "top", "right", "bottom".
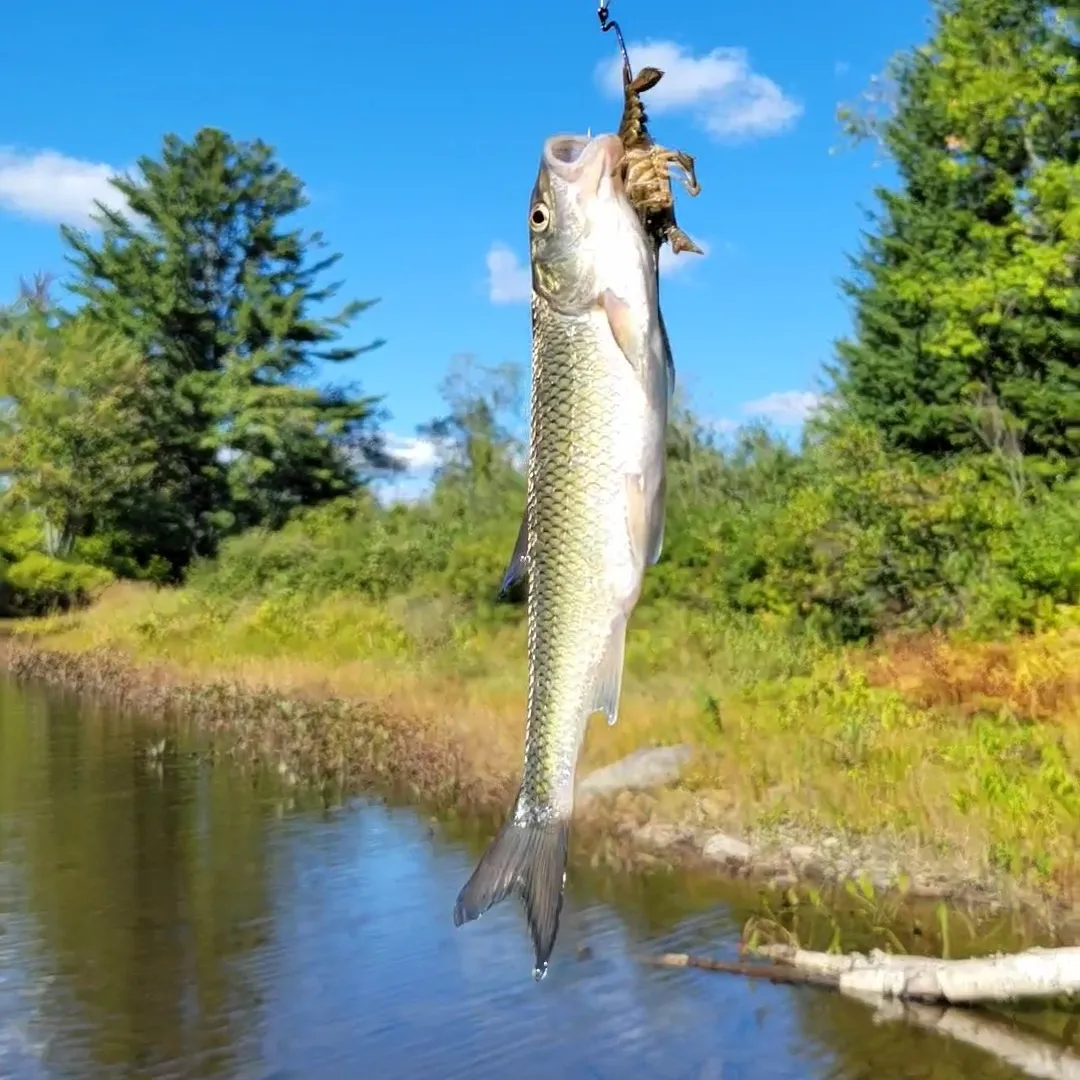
{"left": 498, "top": 513, "right": 529, "bottom": 598}
{"left": 600, "top": 289, "right": 644, "bottom": 374}
{"left": 658, "top": 306, "right": 676, "bottom": 401}
{"left": 588, "top": 618, "right": 628, "bottom": 726}
{"left": 624, "top": 474, "right": 650, "bottom": 569}
{"left": 625, "top": 472, "right": 666, "bottom": 568}
{"left": 647, "top": 471, "right": 667, "bottom": 565}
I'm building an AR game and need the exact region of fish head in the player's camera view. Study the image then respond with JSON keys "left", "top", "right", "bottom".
{"left": 528, "top": 133, "right": 628, "bottom": 312}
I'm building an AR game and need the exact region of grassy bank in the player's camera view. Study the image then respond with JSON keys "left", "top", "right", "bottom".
{"left": 7, "top": 576, "right": 1080, "bottom": 919}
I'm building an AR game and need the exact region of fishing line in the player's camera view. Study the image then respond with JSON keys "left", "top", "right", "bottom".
{"left": 597, "top": 0, "right": 633, "bottom": 84}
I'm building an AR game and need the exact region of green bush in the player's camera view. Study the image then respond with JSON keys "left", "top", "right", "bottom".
{"left": 0, "top": 510, "right": 44, "bottom": 564}
{"left": 642, "top": 418, "right": 1080, "bottom": 642}
{"left": 175, "top": 414, "right": 1080, "bottom": 646}
{"left": 182, "top": 420, "right": 1070, "bottom": 642}
{"left": 0, "top": 552, "right": 113, "bottom": 616}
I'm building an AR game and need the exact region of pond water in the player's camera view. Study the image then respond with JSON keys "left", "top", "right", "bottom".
{"left": 0, "top": 675, "right": 1053, "bottom": 1079}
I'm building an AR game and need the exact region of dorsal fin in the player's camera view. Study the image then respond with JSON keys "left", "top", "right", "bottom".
{"left": 498, "top": 513, "right": 529, "bottom": 598}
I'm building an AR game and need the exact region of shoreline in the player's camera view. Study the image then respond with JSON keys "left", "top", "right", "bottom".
{"left": 4, "top": 634, "right": 1076, "bottom": 941}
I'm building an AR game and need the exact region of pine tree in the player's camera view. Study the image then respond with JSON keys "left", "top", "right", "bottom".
{"left": 61, "top": 128, "right": 387, "bottom": 572}
{"left": 829, "top": 0, "right": 1079, "bottom": 476}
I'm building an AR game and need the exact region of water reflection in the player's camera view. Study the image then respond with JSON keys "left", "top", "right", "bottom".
{"left": 0, "top": 680, "right": 269, "bottom": 1079}
{"left": 0, "top": 676, "right": 1053, "bottom": 1079}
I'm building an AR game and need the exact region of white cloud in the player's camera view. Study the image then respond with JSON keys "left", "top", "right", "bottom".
{"left": 0, "top": 148, "right": 127, "bottom": 226}
{"left": 486, "top": 242, "right": 531, "bottom": 304}
{"left": 596, "top": 40, "right": 802, "bottom": 140}
{"left": 384, "top": 434, "right": 442, "bottom": 472}
{"left": 741, "top": 390, "right": 823, "bottom": 425}
{"left": 375, "top": 434, "right": 444, "bottom": 504}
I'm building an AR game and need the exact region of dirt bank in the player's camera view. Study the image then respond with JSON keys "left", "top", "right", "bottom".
{"left": 3, "top": 636, "right": 1076, "bottom": 939}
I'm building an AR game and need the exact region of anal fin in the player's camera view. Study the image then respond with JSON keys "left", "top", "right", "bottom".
{"left": 589, "top": 618, "right": 628, "bottom": 727}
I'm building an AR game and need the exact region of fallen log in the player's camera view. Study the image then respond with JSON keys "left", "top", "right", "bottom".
{"left": 643, "top": 951, "right": 841, "bottom": 990}
{"left": 754, "top": 943, "right": 1080, "bottom": 1005}
{"left": 648, "top": 944, "right": 1080, "bottom": 1005}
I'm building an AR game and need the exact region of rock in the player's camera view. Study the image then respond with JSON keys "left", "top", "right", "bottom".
{"left": 769, "top": 872, "right": 799, "bottom": 890}
{"left": 578, "top": 744, "right": 694, "bottom": 798}
{"left": 752, "top": 856, "right": 792, "bottom": 878}
{"left": 633, "top": 821, "right": 698, "bottom": 850}
{"left": 909, "top": 877, "right": 951, "bottom": 899}
{"left": 788, "top": 844, "right": 819, "bottom": 868}
{"left": 866, "top": 866, "right": 895, "bottom": 892}
{"left": 701, "top": 831, "right": 752, "bottom": 865}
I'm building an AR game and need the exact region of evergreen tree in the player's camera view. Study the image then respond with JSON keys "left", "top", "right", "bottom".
{"left": 828, "top": 0, "right": 1079, "bottom": 476}
{"left": 61, "top": 127, "right": 387, "bottom": 572}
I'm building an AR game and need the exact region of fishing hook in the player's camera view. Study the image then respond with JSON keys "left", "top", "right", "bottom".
{"left": 597, "top": 0, "right": 633, "bottom": 84}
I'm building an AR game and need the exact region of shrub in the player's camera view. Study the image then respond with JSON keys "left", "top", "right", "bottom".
{"left": 0, "top": 552, "right": 114, "bottom": 616}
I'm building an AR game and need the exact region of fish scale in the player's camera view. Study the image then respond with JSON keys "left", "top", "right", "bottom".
{"left": 518, "top": 306, "right": 640, "bottom": 824}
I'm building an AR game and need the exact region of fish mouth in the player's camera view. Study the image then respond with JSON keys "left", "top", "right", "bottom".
{"left": 542, "top": 134, "right": 623, "bottom": 194}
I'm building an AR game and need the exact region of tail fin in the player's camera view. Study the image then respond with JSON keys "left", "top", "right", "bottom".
{"left": 453, "top": 813, "right": 570, "bottom": 980}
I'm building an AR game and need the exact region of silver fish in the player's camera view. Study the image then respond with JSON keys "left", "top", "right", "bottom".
{"left": 453, "top": 132, "right": 671, "bottom": 978}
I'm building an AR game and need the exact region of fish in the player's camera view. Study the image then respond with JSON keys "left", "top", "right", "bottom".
{"left": 617, "top": 65, "right": 704, "bottom": 261}
{"left": 453, "top": 132, "right": 671, "bottom": 978}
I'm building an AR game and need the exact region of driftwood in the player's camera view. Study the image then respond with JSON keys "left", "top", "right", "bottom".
{"left": 644, "top": 951, "right": 841, "bottom": 989}
{"left": 649, "top": 945, "right": 1080, "bottom": 1004}
{"left": 647, "top": 947, "right": 1080, "bottom": 1079}
{"left": 755, "top": 943, "right": 1080, "bottom": 1005}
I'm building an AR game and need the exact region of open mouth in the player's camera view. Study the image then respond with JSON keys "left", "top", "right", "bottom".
{"left": 548, "top": 136, "right": 589, "bottom": 164}
{"left": 542, "top": 134, "right": 621, "bottom": 190}
{"left": 543, "top": 135, "right": 592, "bottom": 171}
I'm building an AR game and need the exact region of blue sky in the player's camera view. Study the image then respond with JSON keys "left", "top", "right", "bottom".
{"left": 0, "top": 0, "right": 932, "bottom": 491}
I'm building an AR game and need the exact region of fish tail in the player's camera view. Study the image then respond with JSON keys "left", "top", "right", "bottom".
{"left": 453, "top": 801, "right": 570, "bottom": 980}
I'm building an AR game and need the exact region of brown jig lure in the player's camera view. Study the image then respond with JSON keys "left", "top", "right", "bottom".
{"left": 617, "top": 65, "right": 704, "bottom": 258}
{"left": 598, "top": 2, "right": 703, "bottom": 260}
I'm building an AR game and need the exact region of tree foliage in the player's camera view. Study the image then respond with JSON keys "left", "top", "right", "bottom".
{"left": 0, "top": 285, "right": 157, "bottom": 561}
{"left": 829, "top": 0, "right": 1080, "bottom": 474}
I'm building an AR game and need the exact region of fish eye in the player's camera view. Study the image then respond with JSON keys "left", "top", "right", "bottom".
{"left": 529, "top": 203, "right": 550, "bottom": 232}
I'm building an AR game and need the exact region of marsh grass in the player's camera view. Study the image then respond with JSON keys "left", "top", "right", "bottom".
{"left": 9, "top": 577, "right": 1080, "bottom": 909}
